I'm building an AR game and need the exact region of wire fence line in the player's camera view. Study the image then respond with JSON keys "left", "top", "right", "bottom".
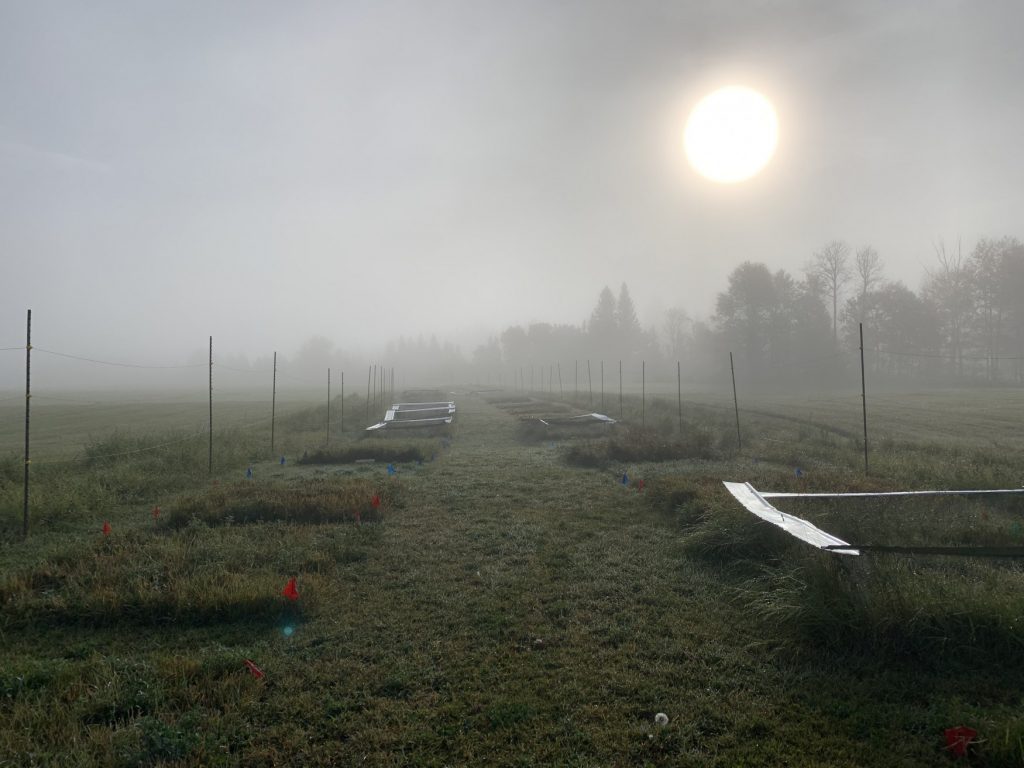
{"left": 878, "top": 348, "right": 1024, "bottom": 361}
{"left": 33, "top": 348, "right": 208, "bottom": 369}
{"left": 18, "top": 400, "right": 327, "bottom": 466}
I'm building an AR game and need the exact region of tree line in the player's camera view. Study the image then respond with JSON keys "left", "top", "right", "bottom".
{"left": 468, "top": 236, "right": 1024, "bottom": 390}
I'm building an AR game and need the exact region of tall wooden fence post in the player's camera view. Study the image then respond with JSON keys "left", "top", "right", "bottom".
{"left": 208, "top": 336, "right": 213, "bottom": 473}
{"left": 730, "top": 351, "right": 741, "bottom": 451}
{"left": 641, "top": 360, "right": 646, "bottom": 428}
{"left": 365, "top": 365, "right": 371, "bottom": 422}
{"left": 618, "top": 360, "right": 623, "bottom": 421}
{"left": 271, "top": 351, "right": 277, "bottom": 454}
{"left": 587, "top": 360, "right": 593, "bottom": 408}
{"left": 326, "top": 367, "right": 331, "bottom": 446}
{"left": 340, "top": 371, "right": 345, "bottom": 433}
{"left": 23, "top": 309, "right": 31, "bottom": 538}
{"left": 860, "top": 322, "right": 869, "bottom": 475}
{"left": 677, "top": 360, "right": 682, "bottom": 434}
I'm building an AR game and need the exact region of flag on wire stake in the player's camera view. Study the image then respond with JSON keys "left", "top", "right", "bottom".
{"left": 944, "top": 726, "right": 977, "bottom": 758}
{"left": 281, "top": 577, "right": 299, "bottom": 601}
{"left": 794, "top": 467, "right": 803, "bottom": 478}
{"left": 371, "top": 494, "right": 381, "bottom": 509}
{"left": 279, "top": 456, "right": 286, "bottom": 466}
{"left": 152, "top": 505, "right": 160, "bottom": 520}
{"left": 637, "top": 479, "right": 645, "bottom": 493}
{"left": 243, "top": 659, "right": 265, "bottom": 679}
{"left": 246, "top": 466, "right": 253, "bottom": 479}
{"left": 102, "top": 521, "right": 111, "bottom": 536}
{"left": 621, "top": 473, "right": 629, "bottom": 487}
{"left": 387, "top": 463, "right": 396, "bottom": 476}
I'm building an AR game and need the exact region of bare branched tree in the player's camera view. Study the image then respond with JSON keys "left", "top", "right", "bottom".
{"left": 923, "top": 237, "right": 971, "bottom": 376}
{"left": 855, "top": 247, "right": 883, "bottom": 301}
{"left": 812, "top": 240, "right": 852, "bottom": 343}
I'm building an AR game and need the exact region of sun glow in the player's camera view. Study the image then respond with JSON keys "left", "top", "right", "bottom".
{"left": 684, "top": 86, "right": 778, "bottom": 184}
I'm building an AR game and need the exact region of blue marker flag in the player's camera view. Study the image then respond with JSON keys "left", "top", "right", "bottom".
{"left": 795, "top": 467, "right": 803, "bottom": 478}
{"left": 246, "top": 466, "right": 253, "bottom": 479}
{"left": 621, "top": 472, "right": 629, "bottom": 486}
{"left": 280, "top": 456, "right": 286, "bottom": 466}
{"left": 387, "top": 463, "right": 396, "bottom": 476}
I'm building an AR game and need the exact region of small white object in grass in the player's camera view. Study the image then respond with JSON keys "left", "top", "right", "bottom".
{"left": 654, "top": 712, "right": 669, "bottom": 726}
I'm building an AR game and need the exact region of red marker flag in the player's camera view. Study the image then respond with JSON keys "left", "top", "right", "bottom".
{"left": 281, "top": 577, "right": 299, "bottom": 601}
{"left": 944, "top": 726, "right": 977, "bottom": 758}
{"left": 371, "top": 493, "right": 381, "bottom": 509}
{"left": 354, "top": 509, "right": 362, "bottom": 525}
{"left": 102, "top": 521, "right": 111, "bottom": 536}
{"left": 152, "top": 505, "right": 161, "bottom": 520}
{"left": 243, "top": 659, "right": 265, "bottom": 679}
{"left": 637, "top": 479, "right": 645, "bottom": 493}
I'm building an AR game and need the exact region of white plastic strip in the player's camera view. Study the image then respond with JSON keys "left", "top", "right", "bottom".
{"left": 722, "top": 481, "right": 859, "bottom": 556}
{"left": 761, "top": 488, "right": 1024, "bottom": 499}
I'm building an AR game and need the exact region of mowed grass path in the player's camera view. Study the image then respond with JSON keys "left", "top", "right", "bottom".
{"left": 4, "top": 393, "right": 1021, "bottom": 765}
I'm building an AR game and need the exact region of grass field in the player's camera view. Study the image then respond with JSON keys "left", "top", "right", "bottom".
{"left": 2, "top": 386, "right": 1024, "bottom": 765}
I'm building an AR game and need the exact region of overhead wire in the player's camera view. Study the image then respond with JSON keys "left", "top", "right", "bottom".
{"left": 34, "top": 350, "right": 206, "bottom": 370}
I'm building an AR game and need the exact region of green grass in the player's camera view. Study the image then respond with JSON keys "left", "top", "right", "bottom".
{"left": 2, "top": 387, "right": 1024, "bottom": 764}
{"left": 297, "top": 439, "right": 435, "bottom": 466}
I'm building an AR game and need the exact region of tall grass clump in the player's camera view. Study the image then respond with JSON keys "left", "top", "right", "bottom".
{"left": 675, "top": 477, "right": 1024, "bottom": 660}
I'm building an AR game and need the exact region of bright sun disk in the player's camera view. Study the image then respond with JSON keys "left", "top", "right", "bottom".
{"left": 684, "top": 86, "right": 778, "bottom": 184}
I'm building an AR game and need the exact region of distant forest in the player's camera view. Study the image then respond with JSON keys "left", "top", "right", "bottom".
{"left": 431, "top": 236, "right": 1024, "bottom": 391}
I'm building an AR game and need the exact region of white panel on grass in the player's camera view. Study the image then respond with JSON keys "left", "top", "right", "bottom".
{"left": 722, "top": 481, "right": 859, "bottom": 556}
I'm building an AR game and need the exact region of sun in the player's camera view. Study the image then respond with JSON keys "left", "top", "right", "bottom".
{"left": 684, "top": 86, "right": 778, "bottom": 184}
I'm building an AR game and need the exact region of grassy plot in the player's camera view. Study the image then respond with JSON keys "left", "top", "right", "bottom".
{"left": 165, "top": 477, "right": 396, "bottom": 527}
{"left": 2, "top": 389, "right": 1024, "bottom": 764}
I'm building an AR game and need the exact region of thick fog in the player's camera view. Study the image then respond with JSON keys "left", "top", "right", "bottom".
{"left": 2, "top": 1, "right": 1023, "bottom": 391}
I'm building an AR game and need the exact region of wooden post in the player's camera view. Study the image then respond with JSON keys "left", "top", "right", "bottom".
{"left": 340, "top": 371, "right": 345, "bottom": 433}
{"left": 730, "top": 351, "right": 741, "bottom": 451}
{"left": 208, "top": 336, "right": 213, "bottom": 473}
{"left": 619, "top": 360, "right": 623, "bottom": 420}
{"left": 677, "top": 360, "right": 682, "bottom": 435}
{"left": 601, "top": 360, "right": 604, "bottom": 411}
{"left": 366, "top": 365, "right": 371, "bottom": 421}
{"left": 23, "top": 309, "right": 31, "bottom": 538}
{"left": 642, "top": 360, "right": 645, "bottom": 428}
{"left": 326, "top": 367, "right": 331, "bottom": 446}
{"left": 372, "top": 364, "right": 377, "bottom": 409}
{"left": 587, "top": 360, "right": 593, "bottom": 408}
{"left": 574, "top": 360, "right": 578, "bottom": 401}
{"left": 558, "top": 363, "right": 563, "bottom": 400}
{"left": 271, "top": 351, "right": 277, "bottom": 454}
{"left": 860, "top": 322, "right": 869, "bottom": 475}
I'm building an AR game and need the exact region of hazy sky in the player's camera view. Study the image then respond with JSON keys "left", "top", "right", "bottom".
{"left": 2, "top": 0, "right": 1022, "bottom": 373}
